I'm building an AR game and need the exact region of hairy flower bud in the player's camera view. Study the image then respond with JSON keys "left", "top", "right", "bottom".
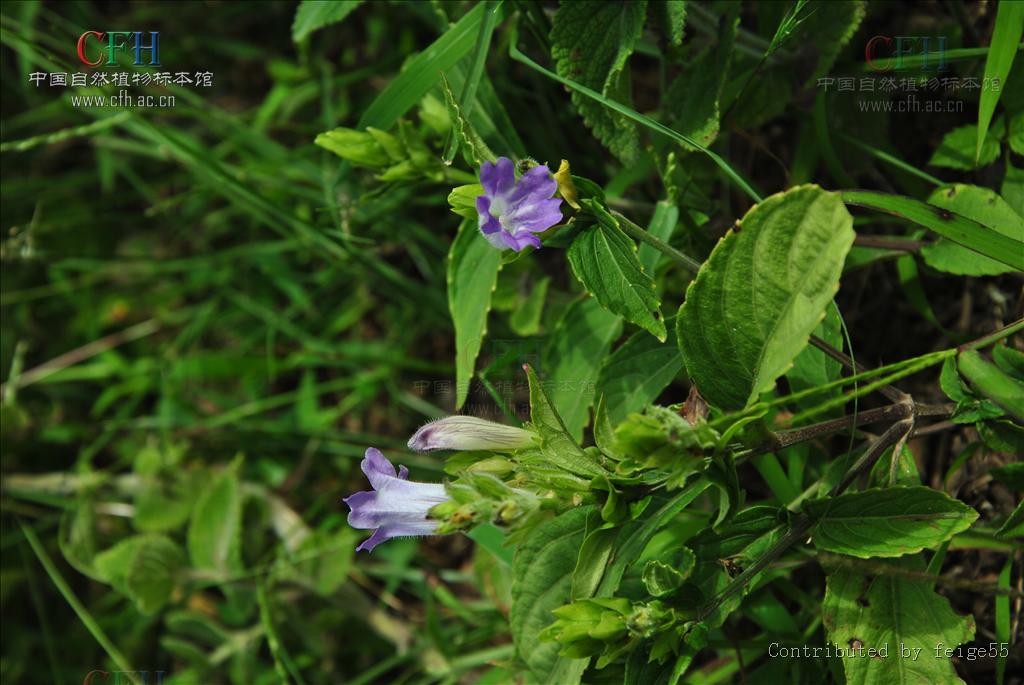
{"left": 407, "top": 416, "right": 536, "bottom": 453}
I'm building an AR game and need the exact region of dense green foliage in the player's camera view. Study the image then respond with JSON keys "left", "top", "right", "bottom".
{"left": 2, "top": 1, "right": 1022, "bottom": 684}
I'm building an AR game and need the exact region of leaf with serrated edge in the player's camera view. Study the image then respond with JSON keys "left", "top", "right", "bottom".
{"left": 525, "top": 365, "right": 604, "bottom": 477}
{"left": 597, "top": 317, "right": 682, "bottom": 426}
{"left": 551, "top": 1, "right": 647, "bottom": 162}
{"left": 806, "top": 486, "right": 978, "bottom": 558}
{"left": 823, "top": 559, "right": 974, "bottom": 685}
{"left": 569, "top": 201, "right": 666, "bottom": 341}
{"left": 510, "top": 506, "right": 594, "bottom": 682}
{"left": 448, "top": 218, "right": 502, "bottom": 409}
{"left": 678, "top": 185, "right": 855, "bottom": 410}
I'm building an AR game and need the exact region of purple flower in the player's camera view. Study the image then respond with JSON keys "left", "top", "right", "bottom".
{"left": 407, "top": 415, "right": 536, "bottom": 452}
{"left": 344, "top": 447, "right": 449, "bottom": 552}
{"left": 476, "top": 157, "right": 563, "bottom": 251}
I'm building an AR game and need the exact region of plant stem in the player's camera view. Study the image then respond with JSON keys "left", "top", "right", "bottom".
{"left": 853, "top": 235, "right": 927, "bottom": 251}
{"left": 808, "top": 336, "right": 909, "bottom": 404}
{"left": 613, "top": 211, "right": 703, "bottom": 274}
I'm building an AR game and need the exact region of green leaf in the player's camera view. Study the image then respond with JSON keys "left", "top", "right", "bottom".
{"left": 358, "top": 3, "right": 487, "bottom": 130}
{"left": 545, "top": 297, "right": 623, "bottom": 441}
{"left": 314, "top": 127, "right": 390, "bottom": 167}
{"left": 596, "top": 318, "right": 682, "bottom": 427}
{"left": 551, "top": 0, "right": 647, "bottom": 162}
{"left": 678, "top": 185, "right": 855, "bottom": 410}
{"left": 642, "top": 548, "right": 695, "bottom": 597}
{"left": 292, "top": 0, "right": 363, "bottom": 42}
{"left": 1004, "top": 160, "right": 1024, "bottom": 216}
{"left": 510, "top": 275, "right": 550, "bottom": 337}
{"left": 657, "top": 0, "right": 687, "bottom": 46}
{"left": 841, "top": 189, "right": 1024, "bottom": 271}
{"left": 663, "top": 5, "right": 737, "bottom": 150}
{"left": 929, "top": 123, "right": 1001, "bottom": 170}
{"left": 510, "top": 506, "right": 594, "bottom": 683}
{"left": 126, "top": 536, "right": 185, "bottom": 614}
{"left": 977, "top": 0, "right": 1024, "bottom": 162}
{"left": 957, "top": 349, "right": 1024, "bottom": 422}
{"left": 920, "top": 184, "right": 1024, "bottom": 276}
{"left": 448, "top": 183, "right": 484, "bottom": 220}
{"left": 187, "top": 465, "right": 243, "bottom": 573}
{"left": 95, "top": 534, "right": 184, "bottom": 614}
{"left": 786, "top": 303, "right": 843, "bottom": 410}
{"left": 440, "top": 73, "right": 496, "bottom": 166}
{"left": 448, "top": 218, "right": 502, "bottom": 409}
{"left": 823, "top": 561, "right": 975, "bottom": 685}
{"left": 805, "top": 486, "right": 979, "bottom": 558}
{"left": 638, "top": 201, "right": 679, "bottom": 274}
{"left": 568, "top": 201, "right": 666, "bottom": 341}
{"left": 525, "top": 364, "right": 605, "bottom": 477}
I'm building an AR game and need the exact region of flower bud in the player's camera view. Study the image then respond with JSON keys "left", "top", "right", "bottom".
{"left": 407, "top": 416, "right": 536, "bottom": 452}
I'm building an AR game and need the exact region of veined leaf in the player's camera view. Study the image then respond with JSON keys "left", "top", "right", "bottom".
{"left": 977, "top": 0, "right": 1024, "bottom": 162}
{"left": 568, "top": 201, "right": 666, "bottom": 341}
{"left": 806, "top": 486, "right": 978, "bottom": 558}
{"left": 448, "top": 218, "right": 502, "bottom": 410}
{"left": 510, "top": 506, "right": 594, "bottom": 683}
{"left": 597, "top": 317, "right": 683, "bottom": 426}
{"left": 551, "top": 0, "right": 647, "bottom": 162}
{"left": 823, "top": 559, "right": 975, "bottom": 685}
{"left": 525, "top": 365, "right": 605, "bottom": 477}
{"left": 545, "top": 297, "right": 623, "bottom": 441}
{"left": 929, "top": 123, "right": 1001, "bottom": 170}
{"left": 677, "top": 185, "right": 855, "bottom": 410}
{"left": 292, "top": 0, "right": 363, "bottom": 42}
{"left": 842, "top": 189, "right": 1024, "bottom": 271}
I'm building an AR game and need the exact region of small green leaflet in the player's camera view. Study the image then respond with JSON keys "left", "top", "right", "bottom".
{"left": 292, "top": 0, "right": 363, "bottom": 42}
{"left": 568, "top": 200, "right": 666, "bottom": 341}
{"left": 678, "top": 185, "right": 855, "bottom": 410}
{"left": 921, "top": 184, "right": 1024, "bottom": 277}
{"left": 187, "top": 464, "right": 243, "bottom": 573}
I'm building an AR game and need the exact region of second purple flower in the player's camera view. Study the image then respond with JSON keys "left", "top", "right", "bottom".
{"left": 476, "top": 157, "right": 563, "bottom": 251}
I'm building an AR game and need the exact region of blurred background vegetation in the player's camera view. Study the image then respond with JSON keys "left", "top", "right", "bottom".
{"left": 1, "top": 1, "right": 1021, "bottom": 684}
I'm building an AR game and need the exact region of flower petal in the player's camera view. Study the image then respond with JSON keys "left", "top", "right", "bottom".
{"left": 508, "top": 165, "right": 556, "bottom": 205}
{"left": 477, "top": 196, "right": 502, "bottom": 236}
{"left": 361, "top": 447, "right": 397, "bottom": 490}
{"left": 480, "top": 157, "right": 515, "bottom": 197}
{"left": 506, "top": 197, "right": 564, "bottom": 233}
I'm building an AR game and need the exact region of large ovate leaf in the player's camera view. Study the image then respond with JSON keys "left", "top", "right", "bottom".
{"left": 545, "top": 297, "right": 623, "bottom": 441}
{"left": 824, "top": 560, "right": 975, "bottom": 685}
{"left": 921, "top": 184, "right": 1024, "bottom": 276}
{"left": 551, "top": 0, "right": 647, "bottom": 162}
{"left": 677, "top": 185, "right": 855, "bottom": 410}
{"left": 805, "top": 486, "right": 978, "bottom": 558}
{"left": 448, "top": 218, "right": 502, "bottom": 409}
{"left": 511, "top": 506, "right": 595, "bottom": 683}
{"left": 596, "top": 317, "right": 683, "bottom": 426}
{"left": 187, "top": 465, "right": 243, "bottom": 573}
{"left": 525, "top": 365, "right": 605, "bottom": 477}
{"left": 568, "top": 201, "right": 666, "bottom": 341}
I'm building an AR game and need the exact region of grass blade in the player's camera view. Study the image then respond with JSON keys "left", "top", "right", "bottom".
{"left": 841, "top": 190, "right": 1024, "bottom": 271}
{"left": 358, "top": 3, "right": 486, "bottom": 130}
{"left": 977, "top": 0, "right": 1024, "bottom": 162}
